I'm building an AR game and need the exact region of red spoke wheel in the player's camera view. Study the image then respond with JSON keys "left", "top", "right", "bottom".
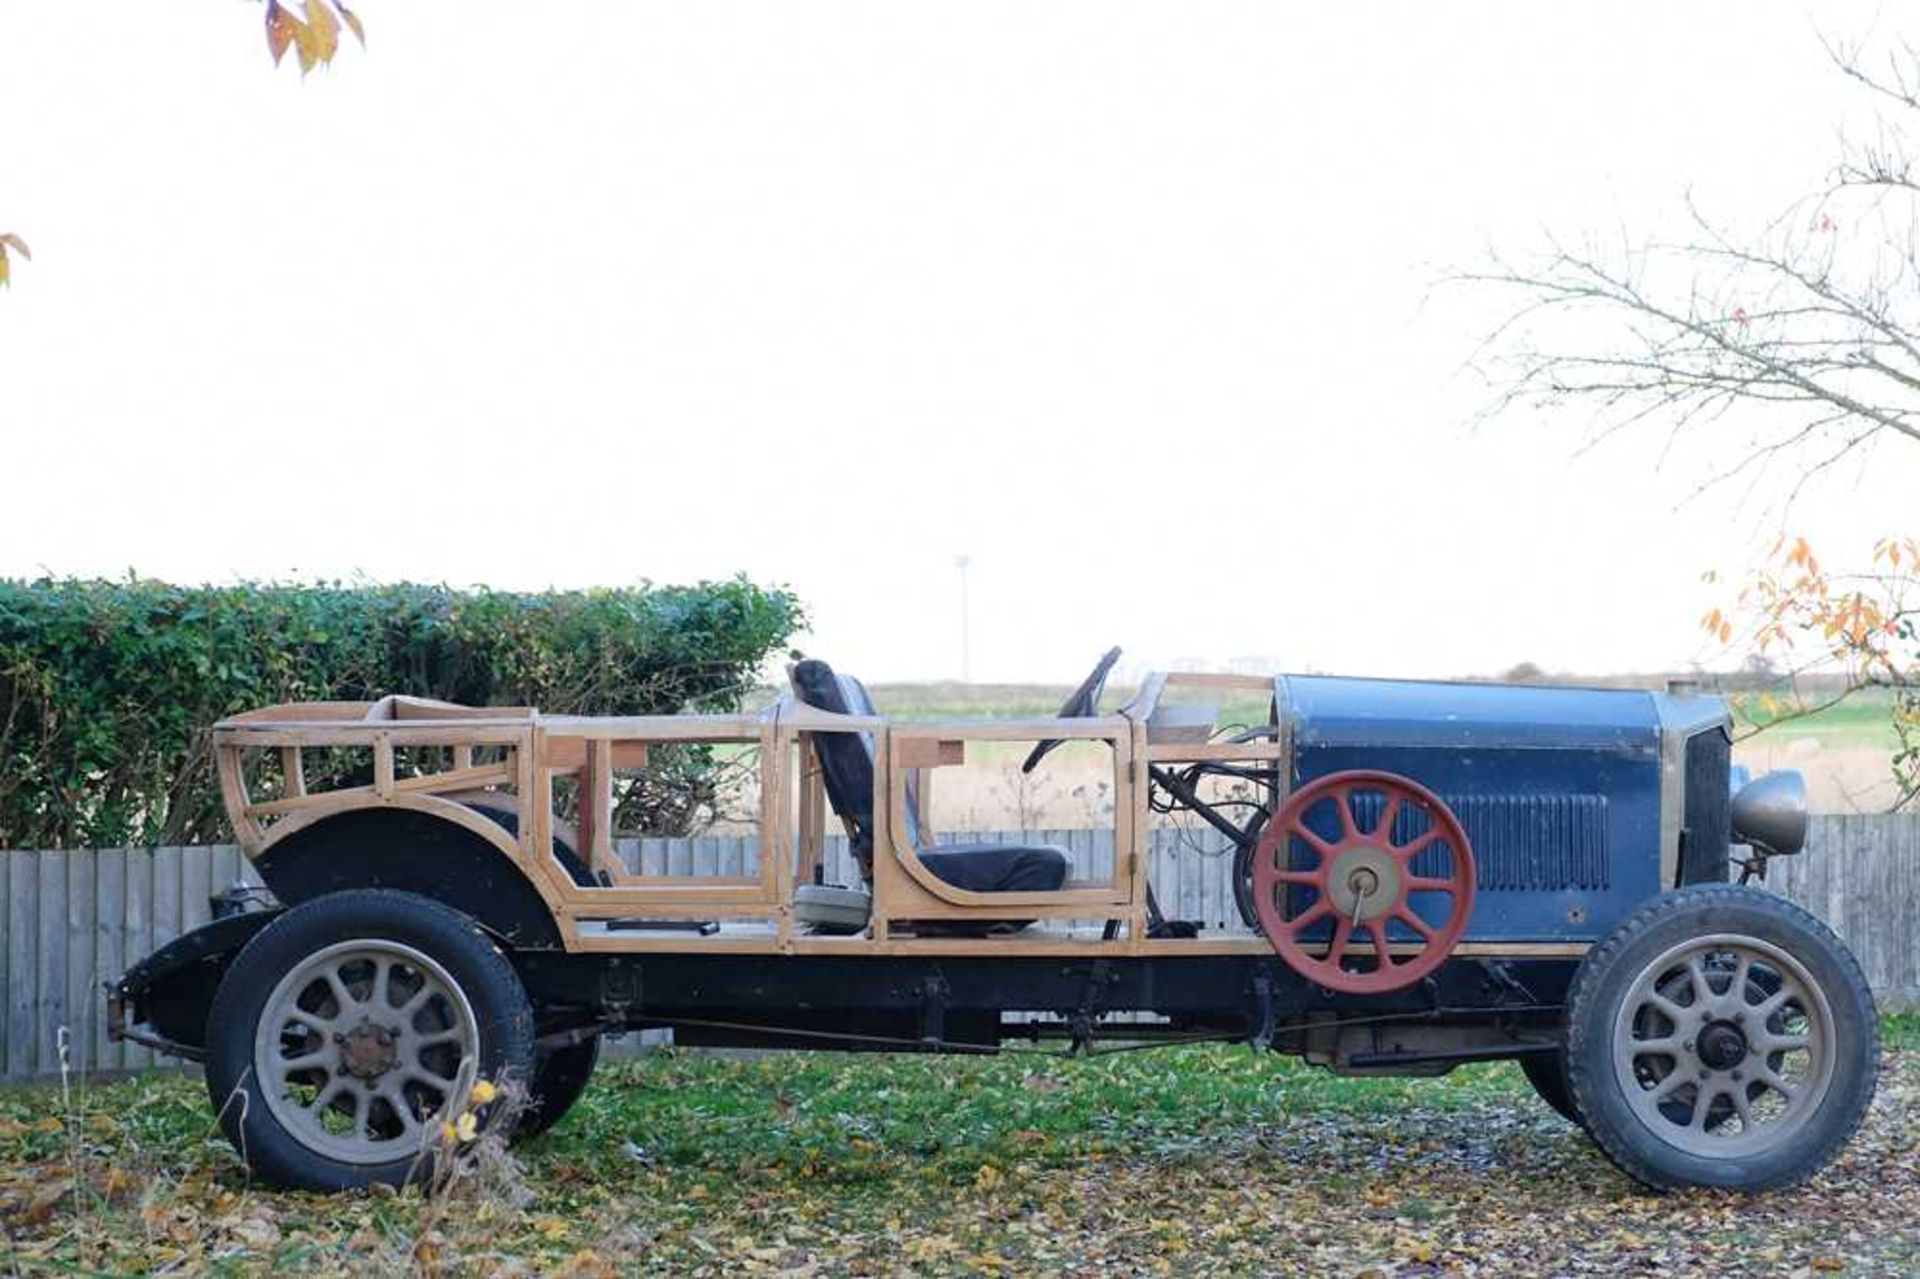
{"left": 1250, "top": 770, "right": 1475, "bottom": 994}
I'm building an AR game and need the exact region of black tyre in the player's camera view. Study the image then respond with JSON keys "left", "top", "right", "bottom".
{"left": 1519, "top": 1052, "right": 1584, "bottom": 1127}
{"left": 1565, "top": 885, "right": 1878, "bottom": 1192}
{"left": 513, "top": 1037, "right": 601, "bottom": 1142}
{"left": 204, "top": 889, "right": 536, "bottom": 1191}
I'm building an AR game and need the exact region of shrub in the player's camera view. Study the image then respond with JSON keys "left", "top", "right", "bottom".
{"left": 0, "top": 577, "right": 803, "bottom": 849}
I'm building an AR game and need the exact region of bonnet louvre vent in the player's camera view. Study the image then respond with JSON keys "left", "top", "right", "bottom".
{"left": 1347, "top": 791, "right": 1610, "bottom": 892}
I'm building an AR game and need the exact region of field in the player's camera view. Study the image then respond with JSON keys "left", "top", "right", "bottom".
{"left": 1, "top": 1018, "right": 1915, "bottom": 1275}
{"left": 753, "top": 679, "right": 1908, "bottom": 827}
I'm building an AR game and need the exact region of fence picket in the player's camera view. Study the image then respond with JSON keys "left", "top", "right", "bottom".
{"left": 65, "top": 848, "right": 94, "bottom": 1077}
{"left": 152, "top": 847, "right": 183, "bottom": 953}
{"left": 6, "top": 853, "right": 35, "bottom": 1079}
{"left": 123, "top": 850, "right": 153, "bottom": 1071}
{"left": 94, "top": 850, "right": 125, "bottom": 1074}
{"left": 36, "top": 851, "right": 67, "bottom": 1081}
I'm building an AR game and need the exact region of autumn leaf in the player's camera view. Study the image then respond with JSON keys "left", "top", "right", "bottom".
{"left": 263, "top": 0, "right": 362, "bottom": 72}
{"left": 264, "top": 1, "right": 301, "bottom": 65}
{"left": 0, "top": 233, "right": 29, "bottom": 289}
{"left": 292, "top": 0, "right": 340, "bottom": 72}
{"left": 230, "top": 1216, "right": 281, "bottom": 1250}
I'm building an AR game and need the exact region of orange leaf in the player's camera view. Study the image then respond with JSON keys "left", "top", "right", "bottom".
{"left": 265, "top": 0, "right": 302, "bottom": 65}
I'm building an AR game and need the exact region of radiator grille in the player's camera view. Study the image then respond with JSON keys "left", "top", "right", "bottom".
{"left": 1681, "top": 729, "right": 1732, "bottom": 884}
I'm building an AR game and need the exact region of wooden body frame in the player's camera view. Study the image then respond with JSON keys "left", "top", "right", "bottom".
{"left": 211, "top": 680, "right": 1583, "bottom": 960}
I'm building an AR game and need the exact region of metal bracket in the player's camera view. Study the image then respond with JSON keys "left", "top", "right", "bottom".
{"left": 1069, "top": 960, "right": 1116, "bottom": 1055}
{"left": 1248, "top": 970, "right": 1276, "bottom": 1049}
{"left": 599, "top": 963, "right": 641, "bottom": 1016}
{"left": 918, "top": 971, "right": 950, "bottom": 1045}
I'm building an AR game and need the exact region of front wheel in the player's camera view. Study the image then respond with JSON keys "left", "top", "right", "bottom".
{"left": 204, "top": 889, "right": 536, "bottom": 1190}
{"left": 1565, "top": 885, "right": 1878, "bottom": 1192}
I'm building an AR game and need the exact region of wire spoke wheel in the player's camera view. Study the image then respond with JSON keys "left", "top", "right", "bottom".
{"left": 1250, "top": 770, "right": 1475, "bottom": 994}
{"left": 254, "top": 938, "right": 477, "bottom": 1166}
{"left": 1611, "top": 934, "right": 1835, "bottom": 1159}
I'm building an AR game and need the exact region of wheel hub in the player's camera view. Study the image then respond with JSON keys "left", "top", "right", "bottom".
{"left": 1696, "top": 1019, "right": 1749, "bottom": 1072}
{"left": 338, "top": 1020, "right": 400, "bottom": 1080}
{"left": 1325, "top": 846, "right": 1400, "bottom": 922}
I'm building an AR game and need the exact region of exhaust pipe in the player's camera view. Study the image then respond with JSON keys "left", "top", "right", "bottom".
{"left": 1731, "top": 770, "right": 1808, "bottom": 857}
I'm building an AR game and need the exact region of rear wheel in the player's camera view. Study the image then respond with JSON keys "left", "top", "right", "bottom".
{"left": 514, "top": 1037, "right": 601, "bottom": 1141}
{"left": 1565, "top": 885, "right": 1877, "bottom": 1191}
{"left": 205, "top": 889, "right": 535, "bottom": 1190}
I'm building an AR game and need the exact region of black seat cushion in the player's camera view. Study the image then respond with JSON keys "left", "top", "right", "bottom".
{"left": 789, "top": 658, "right": 1070, "bottom": 894}
{"left": 917, "top": 843, "right": 1069, "bottom": 893}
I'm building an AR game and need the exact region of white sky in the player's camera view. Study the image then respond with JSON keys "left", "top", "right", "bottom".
{"left": 1, "top": 2, "right": 1912, "bottom": 684}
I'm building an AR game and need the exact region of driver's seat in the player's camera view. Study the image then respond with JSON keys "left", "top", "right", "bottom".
{"left": 789, "top": 659, "right": 1070, "bottom": 904}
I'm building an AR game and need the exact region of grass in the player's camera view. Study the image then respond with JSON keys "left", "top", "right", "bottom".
{"left": 3, "top": 1017, "right": 1914, "bottom": 1273}
{"left": 1882, "top": 1011, "right": 1920, "bottom": 1050}
{"left": 0, "top": 1045, "right": 1537, "bottom": 1273}
{"left": 0, "top": 1046, "right": 1527, "bottom": 1194}
{"left": 538, "top": 1043, "right": 1524, "bottom": 1188}
{"left": 1728, "top": 687, "right": 1903, "bottom": 749}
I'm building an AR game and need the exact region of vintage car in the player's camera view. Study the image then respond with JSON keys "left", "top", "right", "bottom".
{"left": 108, "top": 651, "right": 1879, "bottom": 1193}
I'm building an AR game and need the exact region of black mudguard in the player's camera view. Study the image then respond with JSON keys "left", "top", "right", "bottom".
{"left": 108, "top": 910, "right": 283, "bottom": 1061}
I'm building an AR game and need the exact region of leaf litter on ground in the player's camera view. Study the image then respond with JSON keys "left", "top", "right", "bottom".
{"left": 0, "top": 1020, "right": 1914, "bottom": 1275}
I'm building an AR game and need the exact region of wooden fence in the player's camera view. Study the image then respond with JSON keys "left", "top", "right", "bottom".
{"left": 1, "top": 815, "right": 1915, "bottom": 1082}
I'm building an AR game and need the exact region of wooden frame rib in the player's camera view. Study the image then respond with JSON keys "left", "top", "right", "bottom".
{"left": 205, "top": 677, "right": 1586, "bottom": 963}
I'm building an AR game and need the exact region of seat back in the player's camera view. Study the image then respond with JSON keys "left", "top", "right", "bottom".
{"left": 789, "top": 659, "right": 924, "bottom": 873}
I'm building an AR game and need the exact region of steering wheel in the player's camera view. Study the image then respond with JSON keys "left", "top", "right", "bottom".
{"left": 1021, "top": 647, "right": 1122, "bottom": 774}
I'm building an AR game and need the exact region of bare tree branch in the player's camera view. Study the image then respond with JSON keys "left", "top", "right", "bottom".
{"left": 1461, "top": 34, "right": 1920, "bottom": 811}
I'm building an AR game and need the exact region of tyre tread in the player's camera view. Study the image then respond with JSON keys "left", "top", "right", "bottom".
{"left": 1564, "top": 884, "right": 1879, "bottom": 1192}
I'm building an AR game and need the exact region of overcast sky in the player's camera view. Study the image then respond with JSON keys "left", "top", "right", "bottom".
{"left": 1, "top": 3, "right": 1911, "bottom": 683}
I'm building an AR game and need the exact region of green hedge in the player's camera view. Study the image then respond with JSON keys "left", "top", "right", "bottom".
{"left": 0, "top": 577, "right": 803, "bottom": 849}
